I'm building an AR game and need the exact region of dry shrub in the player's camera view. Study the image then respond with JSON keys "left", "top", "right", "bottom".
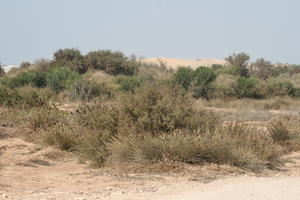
{"left": 269, "top": 118, "right": 300, "bottom": 151}
{"left": 109, "top": 131, "right": 205, "bottom": 164}
{"left": 42, "top": 125, "right": 79, "bottom": 151}
{"left": 120, "top": 83, "right": 219, "bottom": 135}
{"left": 109, "top": 123, "right": 279, "bottom": 171}
{"left": 29, "top": 105, "right": 67, "bottom": 131}
{"left": 75, "top": 83, "right": 219, "bottom": 166}
{"left": 262, "top": 97, "right": 292, "bottom": 110}
{"left": 203, "top": 123, "right": 278, "bottom": 171}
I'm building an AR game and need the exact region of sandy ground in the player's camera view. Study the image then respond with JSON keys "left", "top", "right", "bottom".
{"left": 1, "top": 125, "right": 300, "bottom": 200}
{"left": 141, "top": 57, "right": 227, "bottom": 70}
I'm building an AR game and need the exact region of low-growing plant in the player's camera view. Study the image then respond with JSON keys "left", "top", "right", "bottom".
{"left": 0, "top": 86, "right": 47, "bottom": 108}
{"left": 116, "top": 75, "right": 145, "bottom": 93}
{"left": 2, "top": 69, "right": 47, "bottom": 88}
{"left": 29, "top": 105, "right": 67, "bottom": 131}
{"left": 268, "top": 118, "right": 300, "bottom": 151}
{"left": 68, "top": 79, "right": 113, "bottom": 101}
{"left": 109, "top": 123, "right": 279, "bottom": 171}
{"left": 120, "top": 83, "right": 219, "bottom": 134}
{"left": 42, "top": 125, "right": 79, "bottom": 151}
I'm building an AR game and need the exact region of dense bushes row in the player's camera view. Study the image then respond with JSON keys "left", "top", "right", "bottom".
{"left": 28, "top": 83, "right": 300, "bottom": 171}
{"left": 173, "top": 66, "right": 300, "bottom": 99}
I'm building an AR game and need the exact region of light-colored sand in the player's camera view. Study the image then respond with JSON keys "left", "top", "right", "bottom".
{"left": 141, "top": 57, "right": 227, "bottom": 70}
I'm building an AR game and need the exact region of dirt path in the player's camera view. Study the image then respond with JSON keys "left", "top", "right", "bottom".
{"left": 1, "top": 134, "right": 300, "bottom": 200}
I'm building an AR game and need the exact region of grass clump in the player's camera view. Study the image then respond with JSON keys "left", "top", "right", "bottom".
{"left": 109, "top": 123, "right": 279, "bottom": 171}
{"left": 42, "top": 125, "right": 79, "bottom": 151}
{"left": 29, "top": 105, "right": 67, "bottom": 131}
{"left": 269, "top": 118, "right": 300, "bottom": 151}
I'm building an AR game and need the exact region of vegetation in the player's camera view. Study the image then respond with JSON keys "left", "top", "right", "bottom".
{"left": 1, "top": 49, "right": 300, "bottom": 173}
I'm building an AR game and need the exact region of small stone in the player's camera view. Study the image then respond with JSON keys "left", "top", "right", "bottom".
{"left": 3, "top": 194, "right": 8, "bottom": 198}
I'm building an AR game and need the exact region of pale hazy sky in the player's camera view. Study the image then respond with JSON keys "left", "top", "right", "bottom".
{"left": 1, "top": 0, "right": 300, "bottom": 65}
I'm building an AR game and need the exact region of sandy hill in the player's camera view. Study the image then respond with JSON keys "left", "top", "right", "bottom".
{"left": 141, "top": 57, "right": 227, "bottom": 70}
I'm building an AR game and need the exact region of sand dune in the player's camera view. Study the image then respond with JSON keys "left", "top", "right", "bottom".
{"left": 141, "top": 57, "right": 227, "bottom": 70}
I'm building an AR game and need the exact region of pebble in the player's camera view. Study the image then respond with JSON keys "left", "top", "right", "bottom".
{"left": 3, "top": 194, "right": 8, "bottom": 198}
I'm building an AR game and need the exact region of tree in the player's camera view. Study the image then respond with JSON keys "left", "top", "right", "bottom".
{"left": 225, "top": 52, "right": 250, "bottom": 77}
{"left": 234, "top": 77, "right": 260, "bottom": 98}
{"left": 83, "top": 50, "right": 137, "bottom": 76}
{"left": 249, "top": 58, "right": 274, "bottom": 80}
{"left": 0, "top": 63, "right": 5, "bottom": 77}
{"left": 192, "top": 67, "right": 216, "bottom": 99}
{"left": 172, "top": 67, "right": 194, "bottom": 90}
{"left": 53, "top": 48, "right": 86, "bottom": 74}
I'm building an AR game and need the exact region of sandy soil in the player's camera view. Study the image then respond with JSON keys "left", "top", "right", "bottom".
{"left": 1, "top": 125, "right": 300, "bottom": 200}
{"left": 141, "top": 57, "right": 227, "bottom": 70}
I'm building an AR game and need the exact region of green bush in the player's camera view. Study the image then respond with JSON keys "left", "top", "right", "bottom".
{"left": 225, "top": 52, "right": 250, "bottom": 77}
{"left": 192, "top": 67, "right": 217, "bottom": 99}
{"left": 212, "top": 74, "right": 237, "bottom": 98}
{"left": 68, "top": 79, "right": 113, "bottom": 101}
{"left": 2, "top": 70, "right": 47, "bottom": 88}
{"left": 0, "top": 64, "right": 5, "bottom": 77}
{"left": 266, "top": 80, "right": 295, "bottom": 97}
{"left": 234, "top": 77, "right": 262, "bottom": 98}
{"left": 120, "top": 83, "right": 219, "bottom": 135}
{"left": 0, "top": 86, "right": 47, "bottom": 108}
{"left": 172, "top": 67, "right": 194, "bottom": 90}
{"left": 53, "top": 48, "right": 86, "bottom": 74}
{"left": 116, "top": 75, "right": 145, "bottom": 93}
{"left": 83, "top": 50, "right": 138, "bottom": 76}
{"left": 46, "top": 67, "right": 79, "bottom": 92}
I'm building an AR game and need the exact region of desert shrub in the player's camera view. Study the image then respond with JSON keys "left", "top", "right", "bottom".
{"left": 32, "top": 59, "right": 53, "bottom": 72}
{"left": 262, "top": 97, "right": 292, "bottom": 110}
{"left": 234, "top": 77, "right": 262, "bottom": 98}
{"left": 120, "top": 83, "right": 219, "bottom": 135}
{"left": 3, "top": 69, "right": 47, "bottom": 88}
{"left": 75, "top": 102, "right": 119, "bottom": 133}
{"left": 68, "top": 79, "right": 113, "bottom": 101}
{"left": 0, "top": 86, "right": 22, "bottom": 107}
{"left": 83, "top": 50, "right": 138, "bottom": 76}
{"left": 110, "top": 123, "right": 279, "bottom": 171}
{"left": 225, "top": 52, "right": 250, "bottom": 77}
{"left": 53, "top": 48, "right": 86, "bottom": 74}
{"left": 29, "top": 105, "right": 67, "bottom": 131}
{"left": 19, "top": 61, "right": 31, "bottom": 70}
{"left": 268, "top": 118, "right": 300, "bottom": 151}
{"left": 172, "top": 67, "right": 194, "bottom": 90}
{"left": 192, "top": 67, "right": 217, "bottom": 99}
{"left": 266, "top": 80, "right": 295, "bottom": 97}
{"left": 212, "top": 74, "right": 237, "bottom": 98}
{"left": 109, "top": 131, "right": 204, "bottom": 164}
{"left": 46, "top": 67, "right": 79, "bottom": 92}
{"left": 0, "top": 64, "right": 5, "bottom": 77}
{"left": 42, "top": 125, "right": 79, "bottom": 151}
{"left": 0, "top": 86, "right": 47, "bottom": 108}
{"left": 79, "top": 129, "right": 113, "bottom": 166}
{"left": 201, "top": 123, "right": 278, "bottom": 170}
{"left": 116, "top": 75, "right": 145, "bottom": 93}
{"left": 249, "top": 58, "right": 275, "bottom": 80}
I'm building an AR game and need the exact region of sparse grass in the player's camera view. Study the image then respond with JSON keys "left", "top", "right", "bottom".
{"left": 197, "top": 97, "right": 300, "bottom": 111}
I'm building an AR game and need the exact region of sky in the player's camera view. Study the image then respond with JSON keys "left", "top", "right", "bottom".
{"left": 1, "top": 0, "right": 300, "bottom": 65}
